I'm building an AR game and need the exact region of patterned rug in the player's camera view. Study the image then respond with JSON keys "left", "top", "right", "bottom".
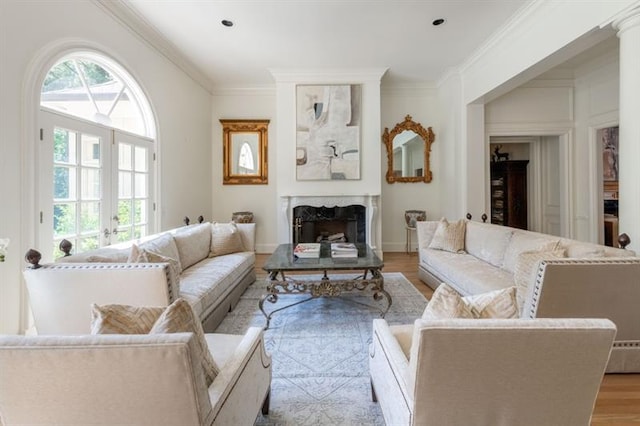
{"left": 215, "top": 272, "right": 428, "bottom": 425}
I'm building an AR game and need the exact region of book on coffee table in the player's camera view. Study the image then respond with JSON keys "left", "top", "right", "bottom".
{"left": 331, "top": 243, "right": 358, "bottom": 258}
{"left": 294, "top": 243, "right": 321, "bottom": 258}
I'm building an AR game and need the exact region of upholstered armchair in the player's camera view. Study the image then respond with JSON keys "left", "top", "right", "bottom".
{"left": 0, "top": 327, "right": 271, "bottom": 426}
{"left": 369, "top": 318, "right": 616, "bottom": 426}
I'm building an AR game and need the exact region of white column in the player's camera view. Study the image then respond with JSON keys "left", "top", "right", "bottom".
{"left": 614, "top": 7, "right": 640, "bottom": 251}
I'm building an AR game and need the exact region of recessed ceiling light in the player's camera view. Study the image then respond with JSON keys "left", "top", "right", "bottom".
{"left": 221, "top": 19, "right": 233, "bottom": 27}
{"left": 432, "top": 18, "right": 445, "bottom": 26}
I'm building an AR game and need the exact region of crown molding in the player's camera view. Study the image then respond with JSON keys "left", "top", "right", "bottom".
{"left": 211, "top": 86, "right": 276, "bottom": 97}
{"left": 458, "top": 0, "right": 544, "bottom": 75}
{"left": 93, "top": 0, "right": 214, "bottom": 93}
{"left": 269, "top": 68, "right": 388, "bottom": 84}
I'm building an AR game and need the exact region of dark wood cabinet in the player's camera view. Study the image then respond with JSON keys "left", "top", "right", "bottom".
{"left": 490, "top": 160, "right": 528, "bottom": 229}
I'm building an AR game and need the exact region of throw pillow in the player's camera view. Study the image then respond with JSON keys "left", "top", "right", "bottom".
{"left": 428, "top": 218, "right": 466, "bottom": 253}
{"left": 422, "top": 283, "right": 475, "bottom": 320}
{"left": 210, "top": 222, "right": 245, "bottom": 257}
{"left": 513, "top": 249, "right": 566, "bottom": 313}
{"left": 90, "top": 303, "right": 165, "bottom": 334}
{"left": 129, "top": 244, "right": 181, "bottom": 302}
{"left": 462, "top": 287, "right": 519, "bottom": 319}
{"left": 149, "top": 298, "right": 220, "bottom": 386}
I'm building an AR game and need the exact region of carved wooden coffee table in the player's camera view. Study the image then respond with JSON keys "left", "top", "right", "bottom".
{"left": 259, "top": 243, "right": 389, "bottom": 329}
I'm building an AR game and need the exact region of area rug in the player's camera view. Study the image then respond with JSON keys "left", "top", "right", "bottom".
{"left": 215, "top": 272, "right": 428, "bottom": 425}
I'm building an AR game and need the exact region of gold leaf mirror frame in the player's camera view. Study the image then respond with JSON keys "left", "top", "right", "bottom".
{"left": 221, "top": 119, "right": 269, "bottom": 185}
{"left": 382, "top": 115, "right": 435, "bottom": 183}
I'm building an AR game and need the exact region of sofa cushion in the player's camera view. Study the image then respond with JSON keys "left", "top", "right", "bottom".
{"left": 129, "top": 244, "right": 181, "bottom": 302}
{"left": 422, "top": 249, "right": 513, "bottom": 295}
{"left": 422, "top": 284, "right": 475, "bottom": 320}
{"left": 132, "top": 233, "right": 183, "bottom": 274}
{"left": 210, "top": 222, "right": 245, "bottom": 257}
{"left": 173, "top": 223, "right": 212, "bottom": 269}
{"left": 502, "top": 231, "right": 560, "bottom": 273}
{"left": 90, "top": 303, "right": 165, "bottom": 334}
{"left": 149, "top": 298, "right": 220, "bottom": 386}
{"left": 428, "top": 218, "right": 466, "bottom": 253}
{"left": 558, "top": 239, "right": 606, "bottom": 258}
{"left": 463, "top": 287, "right": 519, "bottom": 319}
{"left": 513, "top": 248, "right": 567, "bottom": 312}
{"left": 465, "top": 221, "right": 513, "bottom": 267}
{"left": 56, "top": 246, "right": 130, "bottom": 263}
{"left": 180, "top": 252, "right": 255, "bottom": 320}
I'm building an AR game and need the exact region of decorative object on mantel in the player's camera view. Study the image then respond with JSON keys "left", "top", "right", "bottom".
{"left": 232, "top": 211, "right": 254, "bottom": 223}
{"left": 295, "top": 85, "right": 362, "bottom": 181}
{"left": 220, "top": 119, "right": 269, "bottom": 185}
{"left": 0, "top": 238, "right": 9, "bottom": 262}
{"left": 382, "top": 115, "right": 435, "bottom": 183}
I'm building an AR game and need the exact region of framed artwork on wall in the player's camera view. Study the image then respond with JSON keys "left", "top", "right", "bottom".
{"left": 295, "top": 84, "right": 361, "bottom": 180}
{"left": 599, "top": 126, "right": 619, "bottom": 182}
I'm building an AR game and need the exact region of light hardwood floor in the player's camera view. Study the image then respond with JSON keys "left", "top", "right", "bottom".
{"left": 255, "top": 251, "right": 640, "bottom": 425}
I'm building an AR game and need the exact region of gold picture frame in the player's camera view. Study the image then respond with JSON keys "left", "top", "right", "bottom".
{"left": 221, "top": 119, "right": 269, "bottom": 185}
{"left": 382, "top": 115, "right": 435, "bottom": 183}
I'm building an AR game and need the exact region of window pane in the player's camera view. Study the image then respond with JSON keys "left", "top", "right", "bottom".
{"left": 134, "top": 173, "right": 147, "bottom": 197}
{"left": 119, "top": 171, "right": 132, "bottom": 198}
{"left": 134, "top": 147, "right": 147, "bottom": 172}
{"left": 119, "top": 143, "right": 132, "bottom": 170}
{"left": 134, "top": 200, "right": 147, "bottom": 225}
{"left": 118, "top": 200, "right": 132, "bottom": 226}
{"left": 79, "top": 236, "right": 99, "bottom": 252}
{"left": 53, "top": 203, "right": 76, "bottom": 237}
{"left": 81, "top": 134, "right": 100, "bottom": 167}
{"left": 80, "top": 168, "right": 100, "bottom": 200}
{"left": 80, "top": 202, "right": 100, "bottom": 233}
{"left": 116, "top": 228, "right": 131, "bottom": 243}
{"left": 134, "top": 225, "right": 147, "bottom": 239}
{"left": 53, "top": 166, "right": 76, "bottom": 200}
{"left": 53, "top": 128, "right": 77, "bottom": 164}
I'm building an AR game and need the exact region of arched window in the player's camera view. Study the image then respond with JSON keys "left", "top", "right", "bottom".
{"left": 238, "top": 142, "right": 255, "bottom": 174}
{"left": 39, "top": 52, "right": 156, "bottom": 260}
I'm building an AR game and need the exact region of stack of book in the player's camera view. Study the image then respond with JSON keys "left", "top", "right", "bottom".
{"left": 330, "top": 243, "right": 358, "bottom": 258}
{"left": 293, "top": 243, "right": 321, "bottom": 258}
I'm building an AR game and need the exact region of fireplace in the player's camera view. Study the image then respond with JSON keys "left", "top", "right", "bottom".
{"left": 293, "top": 205, "right": 366, "bottom": 244}
{"left": 279, "top": 194, "right": 381, "bottom": 255}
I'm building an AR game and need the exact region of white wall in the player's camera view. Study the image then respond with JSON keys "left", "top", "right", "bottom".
{"left": 211, "top": 89, "right": 277, "bottom": 252}
{"left": 381, "top": 87, "right": 442, "bottom": 252}
{"left": 0, "top": 1, "right": 212, "bottom": 334}
{"left": 484, "top": 44, "right": 621, "bottom": 243}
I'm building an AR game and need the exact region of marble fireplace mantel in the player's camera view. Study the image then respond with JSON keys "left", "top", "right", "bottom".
{"left": 279, "top": 194, "right": 381, "bottom": 254}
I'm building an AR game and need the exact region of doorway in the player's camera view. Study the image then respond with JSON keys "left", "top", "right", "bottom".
{"left": 489, "top": 135, "right": 565, "bottom": 236}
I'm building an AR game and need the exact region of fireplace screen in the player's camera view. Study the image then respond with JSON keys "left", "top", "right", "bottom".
{"left": 293, "top": 205, "right": 366, "bottom": 245}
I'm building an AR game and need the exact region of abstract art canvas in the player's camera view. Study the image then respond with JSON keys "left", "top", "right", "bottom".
{"left": 295, "top": 85, "right": 361, "bottom": 180}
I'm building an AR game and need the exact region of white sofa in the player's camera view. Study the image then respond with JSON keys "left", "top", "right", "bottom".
{"left": 370, "top": 317, "right": 616, "bottom": 426}
{"left": 24, "top": 222, "right": 256, "bottom": 334}
{"left": 416, "top": 219, "right": 640, "bottom": 373}
{"left": 0, "top": 327, "right": 272, "bottom": 425}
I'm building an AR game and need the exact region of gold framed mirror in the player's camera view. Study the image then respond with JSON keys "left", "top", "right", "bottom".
{"left": 221, "top": 119, "right": 269, "bottom": 185}
{"left": 382, "top": 115, "right": 435, "bottom": 183}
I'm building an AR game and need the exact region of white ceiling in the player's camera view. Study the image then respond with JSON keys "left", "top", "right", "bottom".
{"left": 120, "top": 0, "right": 531, "bottom": 89}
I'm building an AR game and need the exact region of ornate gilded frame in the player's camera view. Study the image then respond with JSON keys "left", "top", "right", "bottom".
{"left": 382, "top": 115, "right": 435, "bottom": 183}
{"left": 221, "top": 119, "right": 269, "bottom": 185}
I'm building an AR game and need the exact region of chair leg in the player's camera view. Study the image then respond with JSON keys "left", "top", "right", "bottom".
{"left": 261, "top": 390, "right": 270, "bottom": 415}
{"left": 371, "top": 379, "right": 378, "bottom": 403}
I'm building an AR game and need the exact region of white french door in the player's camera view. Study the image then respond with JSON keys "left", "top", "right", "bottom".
{"left": 39, "top": 108, "right": 155, "bottom": 261}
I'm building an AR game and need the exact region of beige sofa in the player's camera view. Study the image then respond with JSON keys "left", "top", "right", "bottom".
{"left": 0, "top": 328, "right": 271, "bottom": 425}
{"left": 416, "top": 219, "right": 640, "bottom": 373}
{"left": 370, "top": 317, "right": 616, "bottom": 426}
{"left": 24, "top": 222, "right": 256, "bottom": 334}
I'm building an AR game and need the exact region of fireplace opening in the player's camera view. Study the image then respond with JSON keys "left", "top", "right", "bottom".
{"left": 293, "top": 205, "right": 366, "bottom": 244}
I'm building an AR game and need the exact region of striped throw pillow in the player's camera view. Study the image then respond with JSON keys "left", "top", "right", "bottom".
{"left": 428, "top": 218, "right": 466, "bottom": 253}
{"left": 90, "top": 304, "right": 165, "bottom": 334}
